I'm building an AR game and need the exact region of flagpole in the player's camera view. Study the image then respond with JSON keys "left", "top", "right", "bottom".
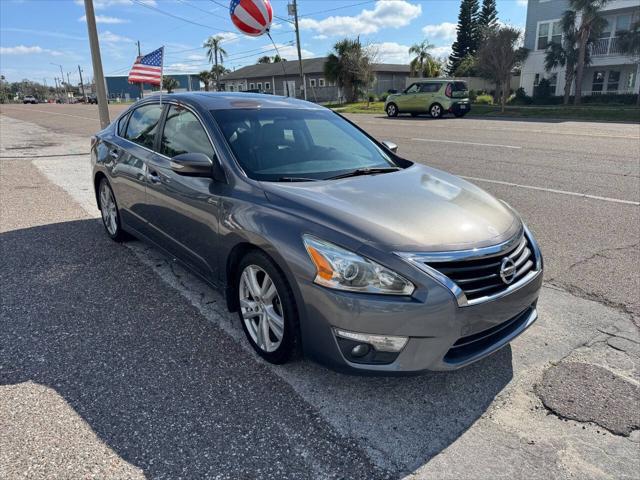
{"left": 159, "top": 46, "right": 164, "bottom": 106}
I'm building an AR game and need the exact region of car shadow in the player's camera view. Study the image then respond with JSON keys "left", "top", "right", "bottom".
{"left": 0, "top": 219, "right": 513, "bottom": 478}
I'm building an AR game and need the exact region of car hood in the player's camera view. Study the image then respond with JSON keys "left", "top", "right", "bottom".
{"left": 261, "top": 164, "right": 521, "bottom": 252}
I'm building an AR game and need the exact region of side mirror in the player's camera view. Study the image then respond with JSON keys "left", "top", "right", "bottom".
{"left": 170, "top": 152, "right": 226, "bottom": 182}
{"left": 381, "top": 141, "right": 398, "bottom": 154}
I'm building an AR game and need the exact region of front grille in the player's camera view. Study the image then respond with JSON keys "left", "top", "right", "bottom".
{"left": 444, "top": 306, "right": 534, "bottom": 364}
{"left": 425, "top": 235, "right": 535, "bottom": 302}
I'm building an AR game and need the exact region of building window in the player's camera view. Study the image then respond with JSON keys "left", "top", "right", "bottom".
{"left": 534, "top": 73, "right": 540, "bottom": 86}
{"left": 257, "top": 82, "right": 262, "bottom": 90}
{"left": 319, "top": 78, "right": 325, "bottom": 87}
{"left": 309, "top": 78, "right": 316, "bottom": 87}
{"left": 548, "top": 73, "right": 558, "bottom": 92}
{"left": 249, "top": 83, "right": 255, "bottom": 90}
{"left": 238, "top": 84, "right": 244, "bottom": 91}
{"left": 607, "top": 71, "right": 620, "bottom": 93}
{"left": 228, "top": 85, "right": 234, "bottom": 92}
{"left": 592, "top": 71, "right": 605, "bottom": 93}
{"left": 265, "top": 81, "right": 271, "bottom": 90}
{"left": 537, "top": 20, "right": 562, "bottom": 50}
{"left": 627, "top": 72, "right": 636, "bottom": 91}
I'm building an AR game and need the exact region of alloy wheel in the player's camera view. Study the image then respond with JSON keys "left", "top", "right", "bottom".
{"left": 239, "top": 265, "right": 285, "bottom": 353}
{"left": 431, "top": 104, "right": 442, "bottom": 118}
{"left": 100, "top": 181, "right": 118, "bottom": 236}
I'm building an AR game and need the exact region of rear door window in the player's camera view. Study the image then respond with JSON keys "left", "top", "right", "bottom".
{"left": 419, "top": 83, "right": 441, "bottom": 93}
{"left": 117, "top": 112, "right": 131, "bottom": 136}
{"left": 451, "top": 81, "right": 468, "bottom": 92}
{"left": 124, "top": 104, "right": 163, "bottom": 150}
{"left": 160, "top": 105, "right": 214, "bottom": 159}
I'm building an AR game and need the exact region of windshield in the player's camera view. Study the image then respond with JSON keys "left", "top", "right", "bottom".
{"left": 211, "top": 108, "right": 397, "bottom": 181}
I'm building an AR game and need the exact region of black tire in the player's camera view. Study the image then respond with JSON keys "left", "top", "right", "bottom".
{"left": 236, "top": 251, "right": 300, "bottom": 364}
{"left": 429, "top": 103, "right": 444, "bottom": 119}
{"left": 386, "top": 103, "right": 399, "bottom": 117}
{"left": 98, "top": 177, "right": 128, "bottom": 242}
{"left": 454, "top": 112, "right": 467, "bottom": 118}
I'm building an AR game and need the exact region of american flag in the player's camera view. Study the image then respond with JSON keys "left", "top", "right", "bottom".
{"left": 128, "top": 47, "right": 163, "bottom": 86}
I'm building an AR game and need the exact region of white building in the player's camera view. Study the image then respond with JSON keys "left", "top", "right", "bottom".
{"left": 520, "top": 0, "right": 640, "bottom": 97}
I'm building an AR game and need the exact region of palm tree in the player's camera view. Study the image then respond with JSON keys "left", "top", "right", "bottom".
{"left": 324, "top": 39, "right": 370, "bottom": 103}
{"left": 409, "top": 40, "right": 435, "bottom": 78}
{"left": 544, "top": 11, "right": 582, "bottom": 105}
{"left": 203, "top": 36, "right": 227, "bottom": 91}
{"left": 257, "top": 56, "right": 272, "bottom": 64}
{"left": 162, "top": 76, "right": 179, "bottom": 94}
{"left": 616, "top": 20, "right": 640, "bottom": 105}
{"left": 272, "top": 54, "right": 283, "bottom": 63}
{"left": 198, "top": 70, "right": 212, "bottom": 91}
{"left": 570, "top": 0, "right": 608, "bottom": 105}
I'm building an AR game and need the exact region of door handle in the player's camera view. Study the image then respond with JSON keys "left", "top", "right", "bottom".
{"left": 109, "top": 149, "right": 119, "bottom": 159}
{"left": 148, "top": 169, "right": 161, "bottom": 184}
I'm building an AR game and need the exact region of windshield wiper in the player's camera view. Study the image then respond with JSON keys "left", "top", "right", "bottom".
{"left": 327, "top": 167, "right": 400, "bottom": 180}
{"left": 277, "top": 176, "right": 321, "bottom": 182}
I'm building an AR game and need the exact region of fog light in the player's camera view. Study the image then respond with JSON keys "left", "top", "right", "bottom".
{"left": 351, "top": 344, "right": 370, "bottom": 357}
{"left": 334, "top": 328, "right": 408, "bottom": 353}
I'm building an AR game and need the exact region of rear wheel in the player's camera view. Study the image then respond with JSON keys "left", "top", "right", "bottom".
{"left": 237, "top": 251, "right": 300, "bottom": 364}
{"left": 386, "top": 103, "right": 399, "bottom": 117}
{"left": 98, "top": 178, "right": 127, "bottom": 242}
{"left": 429, "top": 103, "right": 443, "bottom": 119}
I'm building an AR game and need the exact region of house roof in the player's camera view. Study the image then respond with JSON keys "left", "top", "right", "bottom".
{"left": 221, "top": 57, "right": 409, "bottom": 81}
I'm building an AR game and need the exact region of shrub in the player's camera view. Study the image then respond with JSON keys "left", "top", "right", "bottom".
{"left": 510, "top": 87, "right": 533, "bottom": 105}
{"left": 367, "top": 93, "right": 375, "bottom": 102}
{"left": 379, "top": 92, "right": 389, "bottom": 102}
{"left": 475, "top": 94, "right": 494, "bottom": 105}
{"left": 468, "top": 89, "right": 478, "bottom": 102}
{"left": 533, "top": 78, "right": 553, "bottom": 103}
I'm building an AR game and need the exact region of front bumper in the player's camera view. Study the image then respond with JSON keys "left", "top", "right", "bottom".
{"left": 296, "top": 236, "right": 543, "bottom": 374}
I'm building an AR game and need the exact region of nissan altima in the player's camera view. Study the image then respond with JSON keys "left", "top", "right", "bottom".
{"left": 91, "top": 93, "right": 543, "bottom": 373}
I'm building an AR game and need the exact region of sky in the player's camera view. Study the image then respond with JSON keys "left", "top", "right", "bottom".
{"left": 0, "top": 0, "right": 529, "bottom": 84}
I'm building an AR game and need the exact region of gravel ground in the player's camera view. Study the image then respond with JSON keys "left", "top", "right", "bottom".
{"left": 1, "top": 106, "right": 639, "bottom": 479}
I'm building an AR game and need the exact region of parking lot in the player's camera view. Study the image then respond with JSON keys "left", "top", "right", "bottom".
{"left": 1, "top": 103, "right": 639, "bottom": 479}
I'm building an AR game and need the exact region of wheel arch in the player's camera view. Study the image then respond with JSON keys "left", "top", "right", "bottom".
{"left": 94, "top": 171, "right": 108, "bottom": 209}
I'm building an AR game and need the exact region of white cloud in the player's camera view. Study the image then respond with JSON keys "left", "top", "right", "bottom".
{"left": 431, "top": 45, "right": 452, "bottom": 59}
{"left": 100, "top": 30, "right": 132, "bottom": 44}
{"left": 0, "top": 45, "right": 63, "bottom": 56}
{"left": 517, "top": 0, "right": 528, "bottom": 6}
{"left": 273, "top": 43, "right": 313, "bottom": 61}
{"left": 422, "top": 22, "right": 457, "bottom": 42}
{"left": 165, "top": 63, "right": 200, "bottom": 74}
{"left": 370, "top": 42, "right": 411, "bottom": 64}
{"left": 78, "top": 14, "right": 129, "bottom": 24}
{"left": 313, "top": 34, "right": 328, "bottom": 40}
{"left": 299, "top": 0, "right": 422, "bottom": 37}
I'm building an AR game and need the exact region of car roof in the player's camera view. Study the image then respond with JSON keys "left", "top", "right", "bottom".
{"left": 142, "top": 92, "right": 326, "bottom": 111}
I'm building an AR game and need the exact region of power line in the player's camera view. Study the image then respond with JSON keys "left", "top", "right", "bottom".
{"left": 130, "top": 0, "right": 231, "bottom": 33}
{"left": 298, "top": 0, "right": 376, "bottom": 18}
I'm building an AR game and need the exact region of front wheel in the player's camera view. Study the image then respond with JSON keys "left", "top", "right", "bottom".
{"left": 386, "top": 103, "right": 399, "bottom": 117}
{"left": 237, "top": 252, "right": 300, "bottom": 364}
{"left": 429, "top": 103, "right": 443, "bottom": 119}
{"left": 98, "top": 178, "right": 127, "bottom": 241}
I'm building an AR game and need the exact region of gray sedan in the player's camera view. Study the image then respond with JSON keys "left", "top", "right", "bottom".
{"left": 91, "top": 93, "right": 543, "bottom": 374}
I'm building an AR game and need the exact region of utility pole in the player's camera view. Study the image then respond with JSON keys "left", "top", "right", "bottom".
{"left": 84, "top": 0, "right": 110, "bottom": 127}
{"left": 136, "top": 40, "right": 144, "bottom": 99}
{"left": 291, "top": 0, "right": 306, "bottom": 100}
{"left": 51, "top": 63, "right": 68, "bottom": 103}
{"left": 53, "top": 77, "right": 59, "bottom": 99}
{"left": 78, "top": 65, "right": 86, "bottom": 101}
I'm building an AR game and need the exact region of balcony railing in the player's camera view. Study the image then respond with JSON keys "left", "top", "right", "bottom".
{"left": 590, "top": 37, "right": 624, "bottom": 56}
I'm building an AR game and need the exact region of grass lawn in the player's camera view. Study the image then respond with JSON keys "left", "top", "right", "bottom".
{"left": 328, "top": 101, "right": 640, "bottom": 122}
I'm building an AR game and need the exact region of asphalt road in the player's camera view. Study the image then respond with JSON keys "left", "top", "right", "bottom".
{"left": 1, "top": 103, "right": 639, "bottom": 479}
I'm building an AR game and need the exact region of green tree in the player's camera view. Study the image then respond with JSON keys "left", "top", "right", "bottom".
{"left": 162, "top": 76, "right": 179, "bottom": 94}
{"left": 272, "top": 54, "right": 283, "bottom": 63}
{"left": 324, "top": 38, "right": 372, "bottom": 103}
{"left": 570, "top": 0, "right": 608, "bottom": 104}
{"left": 477, "top": 0, "right": 498, "bottom": 42}
{"left": 448, "top": 0, "right": 480, "bottom": 75}
{"left": 409, "top": 40, "right": 435, "bottom": 78}
{"left": 476, "top": 26, "right": 529, "bottom": 112}
{"left": 198, "top": 70, "right": 212, "bottom": 91}
{"left": 257, "top": 56, "right": 271, "bottom": 64}
{"left": 203, "top": 35, "right": 228, "bottom": 91}
{"left": 453, "top": 53, "right": 477, "bottom": 77}
{"left": 544, "top": 11, "right": 584, "bottom": 104}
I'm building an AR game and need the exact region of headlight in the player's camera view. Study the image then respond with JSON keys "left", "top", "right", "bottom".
{"left": 303, "top": 235, "right": 415, "bottom": 295}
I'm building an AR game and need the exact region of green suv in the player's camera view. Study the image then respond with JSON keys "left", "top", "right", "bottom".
{"left": 385, "top": 80, "right": 470, "bottom": 118}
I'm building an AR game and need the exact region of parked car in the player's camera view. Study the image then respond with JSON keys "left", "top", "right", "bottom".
{"left": 91, "top": 93, "right": 542, "bottom": 374}
{"left": 87, "top": 95, "right": 98, "bottom": 104}
{"left": 385, "top": 80, "right": 470, "bottom": 118}
{"left": 23, "top": 95, "right": 38, "bottom": 104}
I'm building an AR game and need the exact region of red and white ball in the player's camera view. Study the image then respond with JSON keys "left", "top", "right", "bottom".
{"left": 230, "top": 0, "right": 273, "bottom": 37}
